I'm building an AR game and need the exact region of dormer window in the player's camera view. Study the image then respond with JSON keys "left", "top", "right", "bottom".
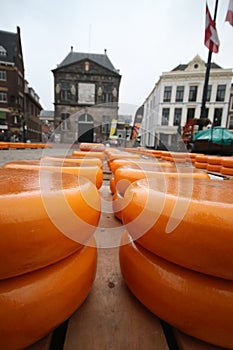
{"left": 0, "top": 46, "right": 7, "bottom": 56}
{"left": 84, "top": 61, "right": 90, "bottom": 71}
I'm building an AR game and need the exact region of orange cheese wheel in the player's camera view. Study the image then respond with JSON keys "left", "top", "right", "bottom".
{"left": 221, "top": 166, "right": 233, "bottom": 176}
{"left": 109, "top": 159, "right": 174, "bottom": 174}
{"left": 206, "top": 164, "right": 221, "bottom": 172}
{"left": 122, "top": 177, "right": 233, "bottom": 280}
{"left": 194, "top": 161, "right": 207, "bottom": 169}
{"left": 107, "top": 153, "right": 141, "bottom": 162}
{"left": 2, "top": 160, "right": 103, "bottom": 189}
{"left": 0, "top": 142, "right": 9, "bottom": 149}
{"left": 221, "top": 157, "right": 233, "bottom": 168}
{"left": 0, "top": 169, "right": 100, "bottom": 279}
{"left": 119, "top": 231, "right": 233, "bottom": 349}
{"left": 207, "top": 156, "right": 222, "bottom": 165}
{"left": 195, "top": 155, "right": 208, "bottom": 163}
{"left": 72, "top": 151, "right": 105, "bottom": 161}
{"left": 166, "top": 157, "right": 187, "bottom": 163}
{"left": 8, "top": 142, "right": 26, "bottom": 149}
{"left": 79, "top": 142, "right": 105, "bottom": 152}
{"left": 0, "top": 239, "right": 97, "bottom": 350}
{"left": 110, "top": 176, "right": 116, "bottom": 194}
{"left": 40, "top": 156, "right": 103, "bottom": 168}
{"left": 115, "top": 165, "right": 209, "bottom": 196}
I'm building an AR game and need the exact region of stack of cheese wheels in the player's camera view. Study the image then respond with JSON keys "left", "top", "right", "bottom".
{"left": 112, "top": 164, "right": 209, "bottom": 221}
{"left": 0, "top": 168, "right": 100, "bottom": 349}
{"left": 107, "top": 152, "right": 141, "bottom": 168}
{"left": 2, "top": 159, "right": 103, "bottom": 189}
{"left": 221, "top": 157, "right": 233, "bottom": 176}
{"left": 206, "top": 156, "right": 222, "bottom": 173}
{"left": 119, "top": 177, "right": 233, "bottom": 348}
{"left": 109, "top": 160, "right": 175, "bottom": 195}
{"left": 109, "top": 159, "right": 174, "bottom": 175}
{"left": 164, "top": 152, "right": 189, "bottom": 163}
{"left": 194, "top": 154, "right": 208, "bottom": 169}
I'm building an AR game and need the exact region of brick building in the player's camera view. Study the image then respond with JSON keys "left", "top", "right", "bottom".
{"left": 52, "top": 47, "right": 121, "bottom": 143}
{"left": 0, "top": 26, "right": 43, "bottom": 142}
{"left": 0, "top": 27, "right": 24, "bottom": 141}
{"left": 24, "top": 81, "right": 43, "bottom": 142}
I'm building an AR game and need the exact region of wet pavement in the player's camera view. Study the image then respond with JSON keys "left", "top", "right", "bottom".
{"left": 0, "top": 144, "right": 76, "bottom": 167}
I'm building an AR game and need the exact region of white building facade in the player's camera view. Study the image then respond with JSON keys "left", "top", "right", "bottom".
{"left": 140, "top": 55, "right": 233, "bottom": 149}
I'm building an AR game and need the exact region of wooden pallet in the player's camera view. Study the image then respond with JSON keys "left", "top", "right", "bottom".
{"left": 26, "top": 179, "right": 228, "bottom": 350}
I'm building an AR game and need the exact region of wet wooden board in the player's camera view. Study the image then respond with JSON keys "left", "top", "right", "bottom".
{"left": 63, "top": 195, "right": 169, "bottom": 350}
{"left": 174, "top": 330, "right": 227, "bottom": 350}
{"left": 63, "top": 247, "right": 169, "bottom": 350}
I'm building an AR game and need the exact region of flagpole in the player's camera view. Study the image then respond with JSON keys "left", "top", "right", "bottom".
{"left": 200, "top": 0, "right": 219, "bottom": 126}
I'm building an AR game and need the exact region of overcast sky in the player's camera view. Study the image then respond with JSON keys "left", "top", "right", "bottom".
{"left": 1, "top": 0, "right": 233, "bottom": 113}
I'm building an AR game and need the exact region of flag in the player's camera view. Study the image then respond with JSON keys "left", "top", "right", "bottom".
{"left": 225, "top": 0, "right": 233, "bottom": 26}
{"left": 131, "top": 105, "right": 143, "bottom": 140}
{"left": 109, "top": 119, "right": 117, "bottom": 137}
{"left": 205, "top": 2, "right": 220, "bottom": 53}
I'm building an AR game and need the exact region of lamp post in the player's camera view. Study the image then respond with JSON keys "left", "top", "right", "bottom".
{"left": 200, "top": 0, "right": 219, "bottom": 130}
{"left": 124, "top": 123, "right": 130, "bottom": 148}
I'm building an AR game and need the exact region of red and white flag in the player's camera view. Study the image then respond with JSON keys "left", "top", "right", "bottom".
{"left": 204, "top": 2, "right": 220, "bottom": 53}
{"left": 225, "top": 0, "right": 233, "bottom": 26}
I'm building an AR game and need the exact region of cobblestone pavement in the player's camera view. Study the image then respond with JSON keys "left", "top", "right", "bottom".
{"left": 0, "top": 144, "right": 77, "bottom": 167}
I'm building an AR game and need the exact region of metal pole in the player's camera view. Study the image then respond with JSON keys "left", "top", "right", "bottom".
{"left": 200, "top": 0, "right": 219, "bottom": 123}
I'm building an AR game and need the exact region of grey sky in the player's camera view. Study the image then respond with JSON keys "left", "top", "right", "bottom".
{"left": 1, "top": 0, "right": 232, "bottom": 112}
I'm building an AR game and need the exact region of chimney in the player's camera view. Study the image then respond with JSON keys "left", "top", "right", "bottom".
{"left": 104, "top": 49, "right": 107, "bottom": 55}
{"left": 71, "top": 46, "right": 73, "bottom": 52}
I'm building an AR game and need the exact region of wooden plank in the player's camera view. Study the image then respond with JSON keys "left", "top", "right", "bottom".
{"left": 174, "top": 329, "right": 227, "bottom": 350}
{"left": 63, "top": 185, "right": 169, "bottom": 350}
{"left": 25, "top": 333, "right": 53, "bottom": 350}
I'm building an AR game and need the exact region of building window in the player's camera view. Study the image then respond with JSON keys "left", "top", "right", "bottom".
{"left": 188, "top": 86, "right": 198, "bottom": 102}
{"left": 61, "top": 113, "right": 70, "bottom": 130}
{"left": 163, "top": 86, "right": 172, "bottom": 102}
{"left": 61, "top": 83, "right": 71, "bottom": 101}
{"left": 216, "top": 85, "right": 226, "bottom": 102}
{"left": 175, "top": 86, "right": 184, "bottom": 102}
{"left": 186, "top": 108, "right": 195, "bottom": 123}
{"left": 206, "top": 85, "right": 212, "bottom": 102}
{"left": 18, "top": 75, "right": 23, "bottom": 87}
{"left": 18, "top": 97, "right": 23, "bottom": 108}
{"left": 213, "top": 108, "right": 222, "bottom": 126}
{"left": 0, "top": 92, "right": 7, "bottom": 102}
{"left": 0, "top": 70, "right": 6, "bottom": 81}
{"left": 231, "top": 97, "right": 233, "bottom": 111}
{"left": 173, "top": 108, "right": 182, "bottom": 126}
{"left": 84, "top": 61, "right": 90, "bottom": 71}
{"left": 162, "top": 108, "right": 170, "bottom": 125}
{"left": 103, "top": 92, "right": 112, "bottom": 103}
{"left": 0, "top": 46, "right": 7, "bottom": 56}
{"left": 102, "top": 116, "right": 110, "bottom": 134}
{"left": 103, "top": 84, "right": 113, "bottom": 103}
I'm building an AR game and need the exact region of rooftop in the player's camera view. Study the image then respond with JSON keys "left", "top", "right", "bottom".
{"left": 54, "top": 48, "right": 120, "bottom": 74}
